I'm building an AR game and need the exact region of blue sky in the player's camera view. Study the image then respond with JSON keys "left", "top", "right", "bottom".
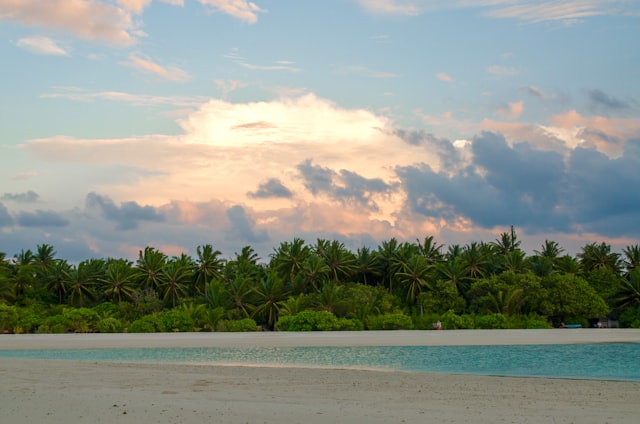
{"left": 1, "top": 0, "right": 639, "bottom": 262}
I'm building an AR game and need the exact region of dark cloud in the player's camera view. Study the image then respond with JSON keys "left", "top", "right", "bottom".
{"left": 86, "top": 192, "right": 164, "bottom": 230}
{"left": 247, "top": 178, "right": 293, "bottom": 199}
{"left": 1, "top": 190, "right": 40, "bottom": 203}
{"left": 587, "top": 89, "right": 632, "bottom": 114}
{"left": 397, "top": 131, "right": 640, "bottom": 236}
{"left": 297, "top": 159, "right": 392, "bottom": 211}
{"left": 392, "top": 128, "right": 459, "bottom": 168}
{"left": 565, "top": 146, "right": 640, "bottom": 235}
{"left": 16, "top": 210, "right": 69, "bottom": 227}
{"left": 225, "top": 205, "right": 269, "bottom": 243}
{"left": 0, "top": 202, "right": 13, "bottom": 226}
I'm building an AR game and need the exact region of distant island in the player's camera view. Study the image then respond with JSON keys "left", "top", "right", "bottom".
{"left": 2, "top": 231, "right": 639, "bottom": 334}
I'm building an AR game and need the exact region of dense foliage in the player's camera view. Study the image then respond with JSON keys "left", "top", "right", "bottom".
{"left": 2, "top": 231, "right": 640, "bottom": 333}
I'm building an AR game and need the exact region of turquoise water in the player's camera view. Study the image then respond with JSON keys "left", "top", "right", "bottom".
{"left": 1, "top": 343, "right": 639, "bottom": 381}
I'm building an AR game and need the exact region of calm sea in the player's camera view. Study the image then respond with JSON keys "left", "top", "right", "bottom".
{"left": 1, "top": 343, "right": 638, "bottom": 381}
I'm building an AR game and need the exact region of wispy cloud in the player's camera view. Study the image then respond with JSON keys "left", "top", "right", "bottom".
{"left": 122, "top": 54, "right": 191, "bottom": 82}
{"left": 1, "top": 191, "right": 40, "bottom": 203}
{"left": 487, "top": 65, "right": 519, "bottom": 77}
{"left": 0, "top": 0, "right": 137, "bottom": 46}
{"left": 356, "top": 1, "right": 640, "bottom": 24}
{"left": 41, "top": 88, "right": 207, "bottom": 108}
{"left": 16, "top": 35, "right": 69, "bottom": 56}
{"left": 437, "top": 72, "right": 454, "bottom": 82}
{"left": 198, "top": 0, "right": 266, "bottom": 24}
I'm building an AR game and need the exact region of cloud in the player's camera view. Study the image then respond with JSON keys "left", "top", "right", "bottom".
{"left": 356, "top": 1, "right": 640, "bottom": 24}
{"left": 497, "top": 101, "right": 524, "bottom": 120}
{"left": 225, "top": 205, "right": 269, "bottom": 242}
{"left": 0, "top": 0, "right": 137, "bottom": 46}
{"left": 86, "top": 192, "right": 165, "bottom": 230}
{"left": 297, "top": 160, "right": 392, "bottom": 211}
{"left": 587, "top": 89, "right": 632, "bottom": 115}
{"left": 16, "top": 210, "right": 69, "bottom": 227}
{"left": 523, "top": 86, "right": 554, "bottom": 100}
{"left": 122, "top": 54, "right": 191, "bottom": 82}
{"left": 0, "top": 203, "right": 13, "bottom": 226}
{"left": 118, "top": 0, "right": 152, "bottom": 14}
{"left": 1, "top": 191, "right": 40, "bottom": 203}
{"left": 198, "top": 0, "right": 266, "bottom": 24}
{"left": 487, "top": 65, "right": 519, "bottom": 77}
{"left": 16, "top": 35, "right": 69, "bottom": 56}
{"left": 41, "top": 88, "right": 208, "bottom": 107}
{"left": 356, "top": 0, "right": 421, "bottom": 15}
{"left": 248, "top": 178, "right": 293, "bottom": 199}
{"left": 437, "top": 72, "right": 454, "bottom": 82}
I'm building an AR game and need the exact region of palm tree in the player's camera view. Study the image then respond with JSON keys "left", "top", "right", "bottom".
{"left": 487, "top": 287, "right": 525, "bottom": 315}
{"left": 100, "top": 258, "right": 137, "bottom": 303}
{"left": 615, "top": 270, "right": 640, "bottom": 310}
{"left": 415, "top": 236, "right": 443, "bottom": 265}
{"left": 34, "top": 244, "right": 57, "bottom": 277}
{"left": 44, "top": 259, "right": 72, "bottom": 304}
{"left": 159, "top": 260, "right": 192, "bottom": 308}
{"left": 252, "top": 270, "right": 290, "bottom": 329}
{"left": 436, "top": 257, "right": 467, "bottom": 292}
{"left": 322, "top": 240, "right": 356, "bottom": 284}
{"left": 395, "top": 255, "right": 433, "bottom": 306}
{"left": 136, "top": 247, "right": 167, "bottom": 293}
{"left": 461, "top": 242, "right": 489, "bottom": 279}
{"left": 502, "top": 250, "right": 528, "bottom": 274}
{"left": 68, "top": 260, "right": 102, "bottom": 307}
{"left": 299, "top": 255, "right": 330, "bottom": 293}
{"left": 622, "top": 244, "right": 640, "bottom": 276}
{"left": 354, "top": 246, "right": 380, "bottom": 286}
{"left": 534, "top": 240, "right": 565, "bottom": 259}
{"left": 578, "top": 242, "right": 621, "bottom": 275}
{"left": 271, "top": 238, "right": 310, "bottom": 284}
{"left": 195, "top": 244, "right": 225, "bottom": 297}
{"left": 492, "top": 226, "right": 521, "bottom": 255}
{"left": 226, "top": 273, "right": 256, "bottom": 319}
{"left": 377, "top": 238, "right": 400, "bottom": 293}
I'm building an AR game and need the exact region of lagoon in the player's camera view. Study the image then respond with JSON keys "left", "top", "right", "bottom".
{"left": 2, "top": 342, "right": 639, "bottom": 381}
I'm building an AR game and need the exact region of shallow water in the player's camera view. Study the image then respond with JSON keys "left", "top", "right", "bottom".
{"left": 1, "top": 343, "right": 638, "bottom": 381}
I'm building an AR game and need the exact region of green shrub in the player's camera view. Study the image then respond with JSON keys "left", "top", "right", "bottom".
{"left": 619, "top": 306, "right": 640, "bottom": 328}
{"left": 274, "top": 315, "right": 293, "bottom": 331}
{"left": 440, "top": 310, "right": 474, "bottom": 330}
{"left": 475, "top": 313, "right": 508, "bottom": 329}
{"left": 63, "top": 308, "right": 100, "bottom": 333}
{"left": 217, "top": 318, "right": 258, "bottom": 332}
{"left": 128, "top": 315, "right": 165, "bottom": 333}
{"left": 158, "top": 309, "right": 195, "bottom": 332}
{"left": 0, "top": 304, "right": 18, "bottom": 333}
{"left": 38, "top": 315, "right": 72, "bottom": 333}
{"left": 286, "top": 310, "right": 339, "bottom": 331}
{"left": 96, "top": 317, "right": 125, "bottom": 333}
{"left": 367, "top": 313, "right": 413, "bottom": 330}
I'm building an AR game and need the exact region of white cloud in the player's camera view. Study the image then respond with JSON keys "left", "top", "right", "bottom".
{"left": 122, "top": 54, "right": 191, "bottom": 82}
{"left": 356, "top": 1, "right": 640, "bottom": 24}
{"left": 437, "top": 72, "right": 454, "bottom": 82}
{"left": 0, "top": 0, "right": 137, "bottom": 46}
{"left": 487, "top": 65, "right": 519, "bottom": 77}
{"left": 16, "top": 36, "right": 69, "bottom": 56}
{"left": 41, "top": 88, "right": 207, "bottom": 107}
{"left": 118, "top": 0, "right": 152, "bottom": 14}
{"left": 198, "top": 0, "right": 266, "bottom": 24}
{"left": 497, "top": 101, "right": 524, "bottom": 120}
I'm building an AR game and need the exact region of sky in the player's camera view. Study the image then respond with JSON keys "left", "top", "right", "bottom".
{"left": 1, "top": 0, "right": 640, "bottom": 262}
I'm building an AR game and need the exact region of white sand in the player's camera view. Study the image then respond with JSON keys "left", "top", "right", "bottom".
{"left": 2, "top": 330, "right": 640, "bottom": 423}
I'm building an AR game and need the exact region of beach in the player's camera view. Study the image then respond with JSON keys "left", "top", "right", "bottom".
{"left": 2, "top": 330, "right": 640, "bottom": 423}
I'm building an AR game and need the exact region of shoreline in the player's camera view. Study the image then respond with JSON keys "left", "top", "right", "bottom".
{"left": 2, "top": 328, "right": 640, "bottom": 350}
{"left": 2, "top": 357, "right": 640, "bottom": 424}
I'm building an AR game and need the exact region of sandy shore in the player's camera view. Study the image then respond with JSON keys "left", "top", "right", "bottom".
{"left": 2, "top": 330, "right": 640, "bottom": 423}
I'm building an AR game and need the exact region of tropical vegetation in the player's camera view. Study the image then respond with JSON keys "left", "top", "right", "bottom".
{"left": 2, "top": 230, "right": 640, "bottom": 334}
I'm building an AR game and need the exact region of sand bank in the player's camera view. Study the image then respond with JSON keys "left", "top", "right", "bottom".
{"left": 2, "top": 330, "right": 640, "bottom": 423}
{"left": 2, "top": 328, "right": 640, "bottom": 350}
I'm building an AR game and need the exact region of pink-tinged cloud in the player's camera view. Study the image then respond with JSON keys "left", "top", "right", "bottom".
{"left": 122, "top": 54, "right": 191, "bottom": 82}
{"left": 497, "top": 101, "right": 524, "bottom": 120}
{"left": 16, "top": 35, "right": 69, "bottom": 56}
{"left": 117, "top": 0, "right": 152, "bottom": 14}
{"left": 357, "top": 0, "right": 421, "bottom": 16}
{"left": 436, "top": 72, "right": 454, "bottom": 82}
{"left": 0, "top": 0, "right": 136, "bottom": 46}
{"left": 198, "top": 0, "right": 266, "bottom": 24}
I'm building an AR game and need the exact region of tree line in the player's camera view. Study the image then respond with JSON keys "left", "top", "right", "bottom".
{"left": 1, "top": 230, "right": 640, "bottom": 333}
